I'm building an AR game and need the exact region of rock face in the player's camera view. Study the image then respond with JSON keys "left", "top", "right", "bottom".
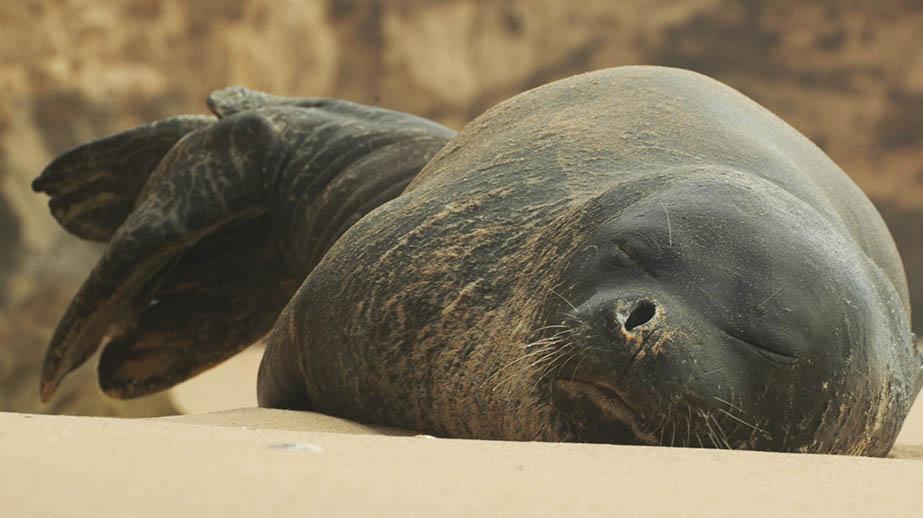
{"left": 1, "top": 1, "right": 921, "bottom": 414}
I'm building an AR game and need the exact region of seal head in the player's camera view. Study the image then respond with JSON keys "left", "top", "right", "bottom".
{"left": 548, "top": 172, "right": 916, "bottom": 453}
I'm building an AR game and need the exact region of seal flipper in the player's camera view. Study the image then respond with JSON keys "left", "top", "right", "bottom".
{"left": 206, "top": 86, "right": 321, "bottom": 117}
{"left": 32, "top": 115, "right": 214, "bottom": 242}
{"left": 97, "top": 215, "right": 298, "bottom": 398}
{"left": 206, "top": 86, "right": 360, "bottom": 119}
{"left": 36, "top": 92, "right": 455, "bottom": 403}
{"left": 38, "top": 113, "right": 289, "bottom": 401}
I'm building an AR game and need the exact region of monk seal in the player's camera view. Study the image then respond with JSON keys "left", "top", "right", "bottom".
{"left": 32, "top": 66, "right": 922, "bottom": 455}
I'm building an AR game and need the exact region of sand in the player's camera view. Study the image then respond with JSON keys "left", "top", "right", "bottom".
{"left": 3, "top": 346, "right": 921, "bottom": 517}
{"left": 1, "top": 409, "right": 921, "bottom": 518}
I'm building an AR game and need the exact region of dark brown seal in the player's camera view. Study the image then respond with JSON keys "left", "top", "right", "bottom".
{"left": 33, "top": 67, "right": 922, "bottom": 455}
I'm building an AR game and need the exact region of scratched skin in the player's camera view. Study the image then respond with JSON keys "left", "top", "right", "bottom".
{"left": 34, "top": 67, "right": 922, "bottom": 456}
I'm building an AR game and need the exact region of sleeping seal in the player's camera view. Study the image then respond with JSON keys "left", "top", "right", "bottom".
{"left": 33, "top": 66, "right": 922, "bottom": 455}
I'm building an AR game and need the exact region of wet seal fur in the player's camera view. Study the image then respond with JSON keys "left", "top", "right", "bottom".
{"left": 33, "top": 67, "right": 922, "bottom": 455}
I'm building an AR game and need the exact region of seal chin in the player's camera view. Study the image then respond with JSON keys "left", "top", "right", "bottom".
{"left": 551, "top": 378, "right": 656, "bottom": 445}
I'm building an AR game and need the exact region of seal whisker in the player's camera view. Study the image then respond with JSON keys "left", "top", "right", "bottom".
{"left": 701, "top": 367, "right": 727, "bottom": 377}
{"left": 714, "top": 416, "right": 733, "bottom": 449}
{"left": 528, "top": 324, "right": 572, "bottom": 337}
{"left": 660, "top": 202, "right": 673, "bottom": 247}
{"left": 685, "top": 407, "right": 693, "bottom": 447}
{"left": 755, "top": 287, "right": 783, "bottom": 309}
{"left": 659, "top": 413, "right": 669, "bottom": 447}
{"left": 708, "top": 430, "right": 720, "bottom": 449}
{"left": 549, "top": 288, "right": 579, "bottom": 313}
{"left": 536, "top": 341, "right": 573, "bottom": 374}
{"left": 712, "top": 395, "right": 745, "bottom": 414}
{"left": 531, "top": 342, "right": 578, "bottom": 394}
{"left": 716, "top": 407, "right": 768, "bottom": 436}
{"left": 495, "top": 344, "right": 553, "bottom": 370}
{"left": 515, "top": 327, "right": 572, "bottom": 353}
{"left": 527, "top": 348, "right": 567, "bottom": 371}
{"left": 551, "top": 347, "right": 579, "bottom": 381}
{"left": 539, "top": 338, "right": 579, "bottom": 379}
{"left": 521, "top": 334, "right": 568, "bottom": 350}
{"left": 701, "top": 411, "right": 719, "bottom": 449}
{"left": 713, "top": 393, "right": 769, "bottom": 438}
{"left": 491, "top": 324, "right": 579, "bottom": 394}
{"left": 694, "top": 431, "right": 705, "bottom": 448}
{"left": 646, "top": 413, "right": 668, "bottom": 440}
{"left": 639, "top": 407, "right": 658, "bottom": 435}
{"left": 490, "top": 357, "right": 550, "bottom": 392}
{"left": 664, "top": 403, "right": 673, "bottom": 443}
{"left": 484, "top": 342, "right": 560, "bottom": 391}
{"left": 703, "top": 411, "right": 732, "bottom": 449}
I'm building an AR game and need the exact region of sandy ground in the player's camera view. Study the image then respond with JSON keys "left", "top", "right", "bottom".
{"left": 2, "top": 345, "right": 921, "bottom": 517}
{"left": 169, "top": 346, "right": 264, "bottom": 414}
{"left": 1, "top": 409, "right": 921, "bottom": 518}
{"left": 898, "top": 392, "right": 923, "bottom": 445}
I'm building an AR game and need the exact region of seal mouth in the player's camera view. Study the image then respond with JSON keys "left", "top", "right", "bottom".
{"left": 552, "top": 378, "right": 654, "bottom": 445}
{"left": 554, "top": 379, "right": 641, "bottom": 421}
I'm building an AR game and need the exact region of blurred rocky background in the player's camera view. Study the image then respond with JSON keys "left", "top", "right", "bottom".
{"left": 1, "top": 0, "right": 921, "bottom": 415}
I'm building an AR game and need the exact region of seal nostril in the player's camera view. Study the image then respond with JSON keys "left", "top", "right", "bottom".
{"left": 624, "top": 301, "right": 656, "bottom": 331}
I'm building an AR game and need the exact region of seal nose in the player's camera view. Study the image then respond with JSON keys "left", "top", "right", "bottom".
{"left": 618, "top": 299, "right": 657, "bottom": 332}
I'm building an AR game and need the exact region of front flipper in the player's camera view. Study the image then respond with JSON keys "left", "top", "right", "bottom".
{"left": 36, "top": 92, "right": 455, "bottom": 403}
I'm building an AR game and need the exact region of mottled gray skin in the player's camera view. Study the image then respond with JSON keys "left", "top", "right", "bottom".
{"left": 35, "top": 67, "right": 921, "bottom": 456}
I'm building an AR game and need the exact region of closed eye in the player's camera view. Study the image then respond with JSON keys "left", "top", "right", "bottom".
{"left": 606, "top": 240, "right": 658, "bottom": 276}
{"left": 721, "top": 329, "right": 801, "bottom": 366}
{"left": 604, "top": 243, "right": 637, "bottom": 269}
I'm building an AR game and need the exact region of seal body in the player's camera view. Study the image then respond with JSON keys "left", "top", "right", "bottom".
{"left": 262, "top": 67, "right": 920, "bottom": 454}
{"left": 35, "top": 67, "right": 921, "bottom": 456}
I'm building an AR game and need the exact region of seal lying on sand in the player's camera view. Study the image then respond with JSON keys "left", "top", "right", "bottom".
{"left": 33, "top": 67, "right": 922, "bottom": 455}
